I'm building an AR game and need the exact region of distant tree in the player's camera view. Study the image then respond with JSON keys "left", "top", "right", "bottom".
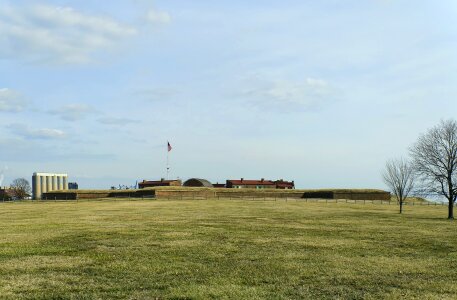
{"left": 410, "top": 119, "right": 457, "bottom": 219}
{"left": 0, "top": 191, "right": 11, "bottom": 201}
{"left": 382, "top": 158, "right": 415, "bottom": 214}
{"left": 10, "top": 178, "right": 31, "bottom": 200}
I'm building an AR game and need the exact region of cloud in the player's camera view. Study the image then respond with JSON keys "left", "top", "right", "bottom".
{"left": 0, "top": 138, "right": 114, "bottom": 162}
{"left": 241, "top": 76, "right": 338, "bottom": 112}
{"left": 98, "top": 116, "right": 139, "bottom": 126}
{"left": 145, "top": 9, "right": 171, "bottom": 24}
{"left": 49, "top": 103, "right": 95, "bottom": 121}
{"left": 8, "top": 124, "right": 66, "bottom": 140}
{"left": 0, "top": 4, "right": 137, "bottom": 64}
{"left": 0, "top": 88, "right": 27, "bottom": 112}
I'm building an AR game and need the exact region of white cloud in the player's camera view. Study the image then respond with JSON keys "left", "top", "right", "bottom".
{"left": 241, "top": 76, "right": 337, "bottom": 112}
{"left": 0, "top": 137, "right": 114, "bottom": 162}
{"left": 146, "top": 9, "right": 171, "bottom": 24}
{"left": 0, "top": 88, "right": 27, "bottom": 112}
{"left": 0, "top": 4, "right": 137, "bottom": 64}
{"left": 49, "top": 103, "right": 95, "bottom": 121}
{"left": 8, "top": 124, "right": 66, "bottom": 140}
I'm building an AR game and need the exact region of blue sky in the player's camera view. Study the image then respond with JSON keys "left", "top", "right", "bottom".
{"left": 1, "top": 0, "right": 456, "bottom": 189}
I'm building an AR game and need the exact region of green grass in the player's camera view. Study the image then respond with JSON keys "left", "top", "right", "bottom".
{"left": 0, "top": 199, "right": 456, "bottom": 299}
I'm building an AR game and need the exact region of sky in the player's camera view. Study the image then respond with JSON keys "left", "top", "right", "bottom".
{"left": 1, "top": 0, "right": 457, "bottom": 189}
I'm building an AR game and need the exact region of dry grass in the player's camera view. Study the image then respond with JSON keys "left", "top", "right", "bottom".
{"left": 151, "top": 186, "right": 388, "bottom": 193}
{"left": 0, "top": 199, "right": 455, "bottom": 299}
{"left": 47, "top": 187, "right": 388, "bottom": 194}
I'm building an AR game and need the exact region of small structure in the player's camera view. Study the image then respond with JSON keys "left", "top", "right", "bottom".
{"left": 213, "top": 183, "right": 226, "bottom": 188}
{"left": 226, "top": 178, "right": 276, "bottom": 189}
{"left": 68, "top": 182, "right": 79, "bottom": 190}
{"left": 0, "top": 187, "right": 14, "bottom": 200}
{"left": 183, "top": 178, "right": 213, "bottom": 187}
{"left": 138, "top": 179, "right": 182, "bottom": 189}
{"left": 274, "top": 180, "right": 295, "bottom": 189}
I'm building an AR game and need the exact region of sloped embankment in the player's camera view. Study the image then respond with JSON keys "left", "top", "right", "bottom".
{"left": 42, "top": 187, "right": 390, "bottom": 200}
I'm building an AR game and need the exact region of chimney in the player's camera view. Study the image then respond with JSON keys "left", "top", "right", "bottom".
{"left": 261, "top": 178, "right": 264, "bottom": 182}
{"left": 161, "top": 178, "right": 164, "bottom": 181}
{"left": 241, "top": 178, "right": 244, "bottom": 182}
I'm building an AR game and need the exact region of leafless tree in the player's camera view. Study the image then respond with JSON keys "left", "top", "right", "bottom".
{"left": 410, "top": 119, "right": 457, "bottom": 219}
{"left": 10, "top": 178, "right": 31, "bottom": 200}
{"left": 382, "top": 158, "right": 415, "bottom": 214}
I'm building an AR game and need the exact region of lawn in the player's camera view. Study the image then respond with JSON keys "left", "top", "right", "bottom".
{"left": 0, "top": 199, "right": 456, "bottom": 299}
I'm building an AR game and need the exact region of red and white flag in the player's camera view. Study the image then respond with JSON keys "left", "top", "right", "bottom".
{"left": 167, "top": 141, "right": 172, "bottom": 152}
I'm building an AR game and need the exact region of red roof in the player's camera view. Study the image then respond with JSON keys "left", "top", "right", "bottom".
{"left": 227, "top": 179, "right": 275, "bottom": 186}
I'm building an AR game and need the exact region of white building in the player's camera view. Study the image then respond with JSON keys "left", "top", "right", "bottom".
{"left": 32, "top": 172, "right": 68, "bottom": 200}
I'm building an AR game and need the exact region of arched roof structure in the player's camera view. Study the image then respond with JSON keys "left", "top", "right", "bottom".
{"left": 183, "top": 178, "right": 213, "bottom": 187}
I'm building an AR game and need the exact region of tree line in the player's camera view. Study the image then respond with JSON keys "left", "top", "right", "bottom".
{"left": 383, "top": 119, "right": 457, "bottom": 219}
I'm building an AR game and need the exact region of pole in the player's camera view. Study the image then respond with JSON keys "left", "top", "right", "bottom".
{"left": 166, "top": 141, "right": 170, "bottom": 180}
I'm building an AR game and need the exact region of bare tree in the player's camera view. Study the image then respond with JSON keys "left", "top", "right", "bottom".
{"left": 10, "top": 178, "right": 31, "bottom": 200}
{"left": 410, "top": 119, "right": 457, "bottom": 219}
{"left": 382, "top": 158, "right": 415, "bottom": 214}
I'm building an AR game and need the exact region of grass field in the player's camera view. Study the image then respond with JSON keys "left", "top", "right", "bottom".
{"left": 0, "top": 199, "right": 456, "bottom": 299}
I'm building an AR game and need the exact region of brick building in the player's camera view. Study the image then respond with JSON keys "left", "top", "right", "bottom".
{"left": 274, "top": 180, "right": 295, "bottom": 189}
{"left": 226, "top": 178, "right": 276, "bottom": 189}
{"left": 212, "top": 183, "right": 226, "bottom": 188}
{"left": 138, "top": 179, "right": 182, "bottom": 188}
{"left": 225, "top": 178, "right": 295, "bottom": 189}
{"left": 0, "top": 187, "right": 14, "bottom": 200}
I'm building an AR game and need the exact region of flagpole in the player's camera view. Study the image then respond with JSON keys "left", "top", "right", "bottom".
{"left": 166, "top": 141, "right": 170, "bottom": 180}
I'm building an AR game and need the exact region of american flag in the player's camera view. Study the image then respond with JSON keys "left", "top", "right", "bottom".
{"left": 167, "top": 141, "right": 172, "bottom": 152}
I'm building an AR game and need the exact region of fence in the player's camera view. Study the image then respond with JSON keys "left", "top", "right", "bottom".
{"left": 156, "top": 195, "right": 451, "bottom": 206}
{"left": 0, "top": 194, "right": 155, "bottom": 203}
{"left": 0, "top": 194, "right": 453, "bottom": 207}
